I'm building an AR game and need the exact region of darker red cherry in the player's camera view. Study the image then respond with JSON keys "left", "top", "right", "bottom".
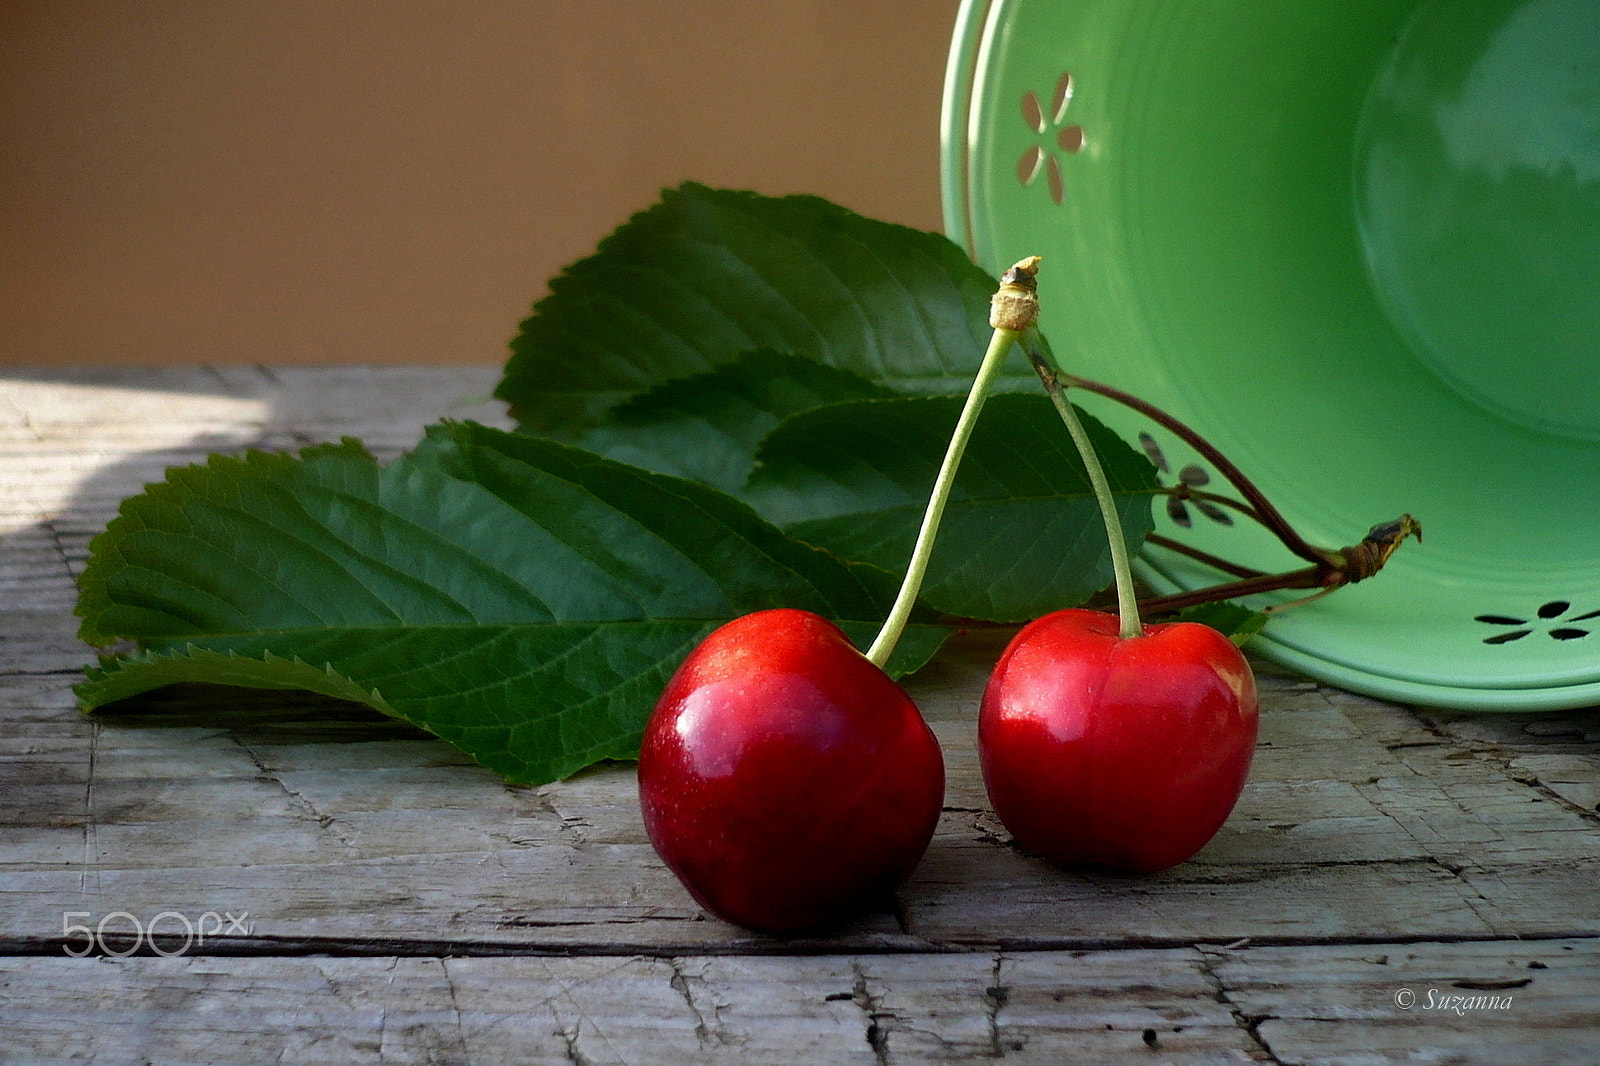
{"left": 979, "top": 609, "right": 1258, "bottom": 872}
{"left": 638, "top": 608, "right": 945, "bottom": 932}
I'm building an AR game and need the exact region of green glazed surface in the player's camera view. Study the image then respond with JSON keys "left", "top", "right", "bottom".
{"left": 944, "top": 0, "right": 1600, "bottom": 709}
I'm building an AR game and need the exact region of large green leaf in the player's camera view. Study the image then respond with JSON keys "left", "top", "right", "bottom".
{"left": 76, "top": 426, "right": 945, "bottom": 784}
{"left": 571, "top": 349, "right": 893, "bottom": 493}
{"left": 495, "top": 183, "right": 1032, "bottom": 436}
{"left": 744, "top": 394, "right": 1162, "bottom": 622}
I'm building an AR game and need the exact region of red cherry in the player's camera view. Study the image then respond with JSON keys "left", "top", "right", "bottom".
{"left": 978, "top": 609, "right": 1258, "bottom": 872}
{"left": 638, "top": 608, "right": 945, "bottom": 932}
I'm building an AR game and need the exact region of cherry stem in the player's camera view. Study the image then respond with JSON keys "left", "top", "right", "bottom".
{"left": 1135, "top": 566, "right": 1325, "bottom": 615}
{"left": 1144, "top": 533, "right": 1265, "bottom": 580}
{"left": 865, "top": 259, "right": 1040, "bottom": 668}
{"left": 1041, "top": 362, "right": 1422, "bottom": 616}
{"left": 1056, "top": 371, "right": 1339, "bottom": 569}
{"left": 1027, "top": 352, "right": 1143, "bottom": 640}
{"left": 1138, "top": 513, "right": 1420, "bottom": 616}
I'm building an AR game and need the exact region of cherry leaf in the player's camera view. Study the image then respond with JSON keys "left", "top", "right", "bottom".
{"left": 496, "top": 183, "right": 1032, "bottom": 437}
{"left": 571, "top": 349, "right": 892, "bottom": 493}
{"left": 76, "top": 425, "right": 946, "bottom": 784}
{"left": 744, "top": 394, "right": 1162, "bottom": 622}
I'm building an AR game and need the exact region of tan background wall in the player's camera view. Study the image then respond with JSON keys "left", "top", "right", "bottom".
{"left": 0, "top": 1, "right": 961, "bottom": 366}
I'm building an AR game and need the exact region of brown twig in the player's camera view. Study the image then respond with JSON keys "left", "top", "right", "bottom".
{"left": 1138, "top": 515, "right": 1422, "bottom": 617}
{"left": 1017, "top": 336, "right": 1421, "bottom": 620}
{"left": 1055, "top": 370, "right": 1338, "bottom": 569}
{"left": 1144, "top": 534, "right": 1265, "bottom": 580}
{"left": 1138, "top": 566, "right": 1326, "bottom": 615}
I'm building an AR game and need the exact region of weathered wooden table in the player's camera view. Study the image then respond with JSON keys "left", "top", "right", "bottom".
{"left": 2, "top": 367, "right": 1597, "bottom": 1064}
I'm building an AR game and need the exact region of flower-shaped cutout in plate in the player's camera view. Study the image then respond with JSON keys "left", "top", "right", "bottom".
{"left": 1015, "top": 72, "right": 1086, "bottom": 204}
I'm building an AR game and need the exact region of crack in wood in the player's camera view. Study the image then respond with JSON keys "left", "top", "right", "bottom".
{"left": 80, "top": 717, "right": 101, "bottom": 898}
{"left": 1497, "top": 762, "right": 1600, "bottom": 827}
{"left": 374, "top": 1001, "right": 391, "bottom": 1062}
{"left": 969, "top": 809, "right": 1028, "bottom": 858}
{"left": 554, "top": 1020, "right": 590, "bottom": 1066}
{"left": 228, "top": 734, "right": 359, "bottom": 851}
{"left": 438, "top": 958, "right": 472, "bottom": 1062}
{"left": 526, "top": 790, "right": 594, "bottom": 851}
{"left": 1402, "top": 708, "right": 1600, "bottom": 822}
{"left": 1195, "top": 947, "right": 1285, "bottom": 1065}
{"left": 1353, "top": 715, "right": 1600, "bottom": 933}
{"left": 541, "top": 960, "right": 631, "bottom": 1066}
{"left": 956, "top": 928, "right": 1600, "bottom": 959}
{"left": 1515, "top": 773, "right": 1600, "bottom": 819}
{"left": 983, "top": 953, "right": 1010, "bottom": 1058}
{"left": 667, "top": 958, "right": 715, "bottom": 1051}
{"left": 6, "top": 928, "right": 1598, "bottom": 961}
{"left": 496, "top": 914, "right": 698, "bottom": 930}
{"left": 850, "top": 960, "right": 893, "bottom": 1065}
{"left": 667, "top": 957, "right": 741, "bottom": 1053}
{"left": 1451, "top": 976, "right": 1533, "bottom": 991}
{"left": 1064, "top": 854, "right": 1459, "bottom": 888}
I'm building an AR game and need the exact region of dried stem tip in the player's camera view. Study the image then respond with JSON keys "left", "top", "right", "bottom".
{"left": 990, "top": 256, "right": 1042, "bottom": 332}
{"left": 1341, "top": 514, "right": 1423, "bottom": 583}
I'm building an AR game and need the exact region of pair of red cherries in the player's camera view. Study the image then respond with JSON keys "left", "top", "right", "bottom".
{"left": 639, "top": 257, "right": 1259, "bottom": 932}
{"left": 638, "top": 604, "right": 1259, "bottom": 933}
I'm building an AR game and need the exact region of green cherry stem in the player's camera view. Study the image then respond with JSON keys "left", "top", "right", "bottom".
{"left": 1025, "top": 346, "right": 1143, "bottom": 641}
{"left": 865, "top": 257, "right": 1040, "bottom": 669}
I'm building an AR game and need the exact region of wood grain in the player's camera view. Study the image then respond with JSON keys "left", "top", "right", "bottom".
{"left": 1, "top": 367, "right": 1596, "bottom": 1063}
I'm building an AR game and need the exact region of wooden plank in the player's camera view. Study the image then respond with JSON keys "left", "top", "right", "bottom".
{"left": 6, "top": 596, "right": 1600, "bottom": 951}
{"left": 3, "top": 367, "right": 1600, "bottom": 1057}
{"left": 0, "top": 950, "right": 1260, "bottom": 1064}
{"left": 5, "top": 943, "right": 1594, "bottom": 1063}
{"left": 1211, "top": 938, "right": 1600, "bottom": 1065}
{"left": 0, "top": 612, "right": 85, "bottom": 674}
{"left": 4, "top": 639, "right": 1595, "bottom": 956}
{"left": 907, "top": 672, "right": 1600, "bottom": 947}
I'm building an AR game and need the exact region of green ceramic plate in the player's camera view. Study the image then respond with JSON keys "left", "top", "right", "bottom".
{"left": 943, "top": 0, "right": 1600, "bottom": 710}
